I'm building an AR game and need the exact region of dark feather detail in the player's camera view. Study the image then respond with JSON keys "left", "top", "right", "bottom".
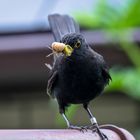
{"left": 47, "top": 71, "right": 58, "bottom": 98}
{"left": 102, "top": 67, "right": 112, "bottom": 84}
{"left": 48, "top": 14, "right": 80, "bottom": 42}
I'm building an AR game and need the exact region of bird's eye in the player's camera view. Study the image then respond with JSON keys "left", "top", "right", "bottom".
{"left": 75, "top": 40, "right": 81, "bottom": 48}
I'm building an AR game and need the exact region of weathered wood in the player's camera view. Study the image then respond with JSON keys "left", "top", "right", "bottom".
{"left": 0, "top": 128, "right": 135, "bottom": 140}
{"left": 0, "top": 129, "right": 118, "bottom": 140}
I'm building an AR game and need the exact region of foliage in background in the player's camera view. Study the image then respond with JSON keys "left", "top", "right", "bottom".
{"left": 106, "top": 68, "right": 140, "bottom": 99}
{"left": 75, "top": 0, "right": 140, "bottom": 100}
{"left": 75, "top": 0, "right": 140, "bottom": 29}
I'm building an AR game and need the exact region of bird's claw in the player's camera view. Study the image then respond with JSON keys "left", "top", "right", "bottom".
{"left": 101, "top": 133, "right": 108, "bottom": 140}
{"left": 96, "top": 131, "right": 108, "bottom": 140}
{"left": 68, "top": 124, "right": 108, "bottom": 140}
{"left": 95, "top": 125, "right": 108, "bottom": 140}
{"left": 68, "top": 125, "right": 88, "bottom": 133}
{"left": 82, "top": 124, "right": 97, "bottom": 132}
{"left": 82, "top": 124, "right": 108, "bottom": 140}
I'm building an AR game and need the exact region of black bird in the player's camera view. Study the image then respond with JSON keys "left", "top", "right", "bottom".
{"left": 47, "top": 14, "right": 111, "bottom": 140}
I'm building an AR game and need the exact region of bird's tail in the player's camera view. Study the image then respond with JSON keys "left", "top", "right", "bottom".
{"left": 48, "top": 14, "right": 80, "bottom": 42}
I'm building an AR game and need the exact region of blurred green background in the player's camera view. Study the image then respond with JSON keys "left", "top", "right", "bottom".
{"left": 0, "top": 0, "right": 140, "bottom": 139}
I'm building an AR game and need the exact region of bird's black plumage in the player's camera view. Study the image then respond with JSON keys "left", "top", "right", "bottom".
{"left": 47, "top": 14, "right": 111, "bottom": 139}
{"left": 48, "top": 14, "right": 80, "bottom": 42}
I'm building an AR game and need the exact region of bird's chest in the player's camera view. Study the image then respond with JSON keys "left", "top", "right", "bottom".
{"left": 58, "top": 55, "right": 104, "bottom": 103}
{"left": 60, "top": 54, "right": 102, "bottom": 81}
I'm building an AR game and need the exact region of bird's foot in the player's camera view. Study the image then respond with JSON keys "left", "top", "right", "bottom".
{"left": 96, "top": 128, "right": 108, "bottom": 140}
{"left": 68, "top": 125, "right": 88, "bottom": 133}
{"left": 82, "top": 124, "right": 96, "bottom": 132}
{"left": 83, "top": 124, "right": 108, "bottom": 140}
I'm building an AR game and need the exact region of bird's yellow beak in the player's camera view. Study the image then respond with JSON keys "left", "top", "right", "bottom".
{"left": 63, "top": 45, "right": 73, "bottom": 56}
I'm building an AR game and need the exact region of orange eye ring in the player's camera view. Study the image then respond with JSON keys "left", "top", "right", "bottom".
{"left": 75, "top": 40, "right": 81, "bottom": 48}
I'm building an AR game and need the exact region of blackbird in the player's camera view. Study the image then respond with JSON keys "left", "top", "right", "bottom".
{"left": 47, "top": 14, "right": 111, "bottom": 140}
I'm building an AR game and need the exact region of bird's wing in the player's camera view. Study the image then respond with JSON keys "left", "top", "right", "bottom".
{"left": 47, "top": 70, "right": 58, "bottom": 98}
{"left": 98, "top": 55, "right": 112, "bottom": 84}
{"left": 89, "top": 47, "right": 111, "bottom": 84}
{"left": 48, "top": 14, "right": 80, "bottom": 42}
{"left": 47, "top": 55, "right": 63, "bottom": 97}
{"left": 101, "top": 65, "right": 112, "bottom": 84}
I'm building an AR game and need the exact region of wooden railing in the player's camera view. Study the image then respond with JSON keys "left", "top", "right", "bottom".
{"left": 0, "top": 125, "right": 135, "bottom": 140}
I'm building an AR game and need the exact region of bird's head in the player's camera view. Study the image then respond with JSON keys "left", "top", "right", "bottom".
{"left": 51, "top": 34, "right": 86, "bottom": 57}
{"left": 61, "top": 33, "right": 86, "bottom": 56}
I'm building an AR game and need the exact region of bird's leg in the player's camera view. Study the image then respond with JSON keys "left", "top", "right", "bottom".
{"left": 60, "top": 108, "right": 87, "bottom": 132}
{"left": 62, "top": 113, "right": 87, "bottom": 132}
{"left": 83, "top": 103, "right": 108, "bottom": 140}
{"left": 61, "top": 113, "right": 70, "bottom": 127}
